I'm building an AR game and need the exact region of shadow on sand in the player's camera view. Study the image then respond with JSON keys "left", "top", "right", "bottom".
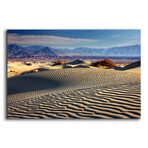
{"left": 113, "top": 61, "right": 140, "bottom": 70}
{"left": 7, "top": 75, "right": 61, "bottom": 95}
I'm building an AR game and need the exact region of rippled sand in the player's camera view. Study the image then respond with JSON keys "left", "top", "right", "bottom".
{"left": 7, "top": 60, "right": 140, "bottom": 119}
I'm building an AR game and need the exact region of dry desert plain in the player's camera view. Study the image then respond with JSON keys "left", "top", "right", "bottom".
{"left": 7, "top": 59, "right": 141, "bottom": 119}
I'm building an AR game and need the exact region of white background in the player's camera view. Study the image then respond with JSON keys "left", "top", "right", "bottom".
{"left": 0, "top": 0, "right": 147, "bottom": 148}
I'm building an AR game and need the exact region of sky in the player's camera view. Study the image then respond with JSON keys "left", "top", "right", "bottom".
{"left": 7, "top": 30, "right": 140, "bottom": 49}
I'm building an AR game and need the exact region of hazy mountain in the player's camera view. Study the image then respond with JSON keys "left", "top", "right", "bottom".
{"left": 53, "top": 48, "right": 71, "bottom": 55}
{"left": 54, "top": 45, "right": 140, "bottom": 56}
{"left": 8, "top": 45, "right": 57, "bottom": 57}
{"left": 33, "top": 47, "right": 57, "bottom": 56}
{"left": 25, "top": 46, "right": 45, "bottom": 54}
{"left": 54, "top": 47, "right": 105, "bottom": 56}
{"left": 7, "top": 44, "right": 140, "bottom": 57}
{"left": 13, "top": 50, "right": 29, "bottom": 56}
{"left": 7, "top": 44, "right": 25, "bottom": 56}
{"left": 72, "top": 47, "right": 105, "bottom": 55}
{"left": 104, "top": 45, "right": 140, "bottom": 56}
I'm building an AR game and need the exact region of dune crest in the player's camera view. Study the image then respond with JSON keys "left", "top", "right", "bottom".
{"left": 67, "top": 59, "right": 92, "bottom": 65}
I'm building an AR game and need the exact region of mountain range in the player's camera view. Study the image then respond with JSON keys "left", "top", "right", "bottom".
{"left": 7, "top": 44, "right": 140, "bottom": 57}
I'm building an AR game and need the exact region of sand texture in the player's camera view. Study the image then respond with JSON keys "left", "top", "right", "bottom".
{"left": 7, "top": 60, "right": 141, "bottom": 119}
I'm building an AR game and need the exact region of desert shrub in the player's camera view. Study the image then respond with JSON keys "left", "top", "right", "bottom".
{"left": 55, "top": 60, "right": 62, "bottom": 65}
{"left": 55, "top": 60, "right": 67, "bottom": 65}
{"left": 92, "top": 61, "right": 102, "bottom": 67}
{"left": 93, "top": 59, "right": 116, "bottom": 68}
{"left": 101, "top": 59, "right": 116, "bottom": 67}
{"left": 25, "top": 62, "right": 32, "bottom": 66}
{"left": 62, "top": 60, "right": 67, "bottom": 64}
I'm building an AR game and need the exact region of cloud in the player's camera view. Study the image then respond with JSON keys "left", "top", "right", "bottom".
{"left": 114, "top": 40, "right": 139, "bottom": 47}
{"left": 8, "top": 34, "right": 98, "bottom": 45}
{"left": 111, "top": 35, "right": 120, "bottom": 38}
{"left": 128, "top": 36, "right": 139, "bottom": 39}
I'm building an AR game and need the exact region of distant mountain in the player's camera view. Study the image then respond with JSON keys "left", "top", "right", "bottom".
{"left": 7, "top": 44, "right": 141, "bottom": 58}
{"left": 54, "top": 45, "right": 140, "bottom": 56}
{"left": 7, "top": 44, "right": 57, "bottom": 57}
{"left": 25, "top": 46, "right": 45, "bottom": 54}
{"left": 53, "top": 48, "right": 71, "bottom": 55}
{"left": 33, "top": 47, "right": 57, "bottom": 56}
{"left": 54, "top": 47, "right": 105, "bottom": 56}
{"left": 72, "top": 47, "right": 105, "bottom": 55}
{"left": 7, "top": 44, "right": 26, "bottom": 56}
{"left": 104, "top": 45, "right": 140, "bottom": 56}
{"left": 13, "top": 50, "right": 29, "bottom": 56}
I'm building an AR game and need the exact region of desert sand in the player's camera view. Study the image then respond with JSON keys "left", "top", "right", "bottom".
{"left": 7, "top": 60, "right": 141, "bottom": 119}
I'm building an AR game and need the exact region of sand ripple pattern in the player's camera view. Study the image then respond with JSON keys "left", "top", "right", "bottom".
{"left": 7, "top": 68, "right": 140, "bottom": 119}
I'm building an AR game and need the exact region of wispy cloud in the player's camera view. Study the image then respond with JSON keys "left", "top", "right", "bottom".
{"left": 8, "top": 34, "right": 98, "bottom": 45}
{"left": 128, "top": 36, "right": 139, "bottom": 39}
{"left": 111, "top": 35, "right": 120, "bottom": 38}
{"left": 114, "top": 41, "right": 139, "bottom": 47}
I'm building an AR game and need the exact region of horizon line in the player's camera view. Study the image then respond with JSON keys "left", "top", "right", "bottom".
{"left": 8, "top": 43, "right": 141, "bottom": 50}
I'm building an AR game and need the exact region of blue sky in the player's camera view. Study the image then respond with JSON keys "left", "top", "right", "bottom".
{"left": 7, "top": 30, "right": 140, "bottom": 49}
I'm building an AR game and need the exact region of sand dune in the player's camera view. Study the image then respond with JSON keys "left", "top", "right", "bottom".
{"left": 7, "top": 62, "right": 54, "bottom": 77}
{"left": 67, "top": 59, "right": 92, "bottom": 65}
{"left": 7, "top": 60, "right": 93, "bottom": 78}
{"left": 74, "top": 65, "right": 91, "bottom": 68}
{"left": 114, "top": 61, "right": 140, "bottom": 71}
{"left": 63, "top": 64, "right": 75, "bottom": 68}
{"left": 7, "top": 60, "right": 140, "bottom": 119}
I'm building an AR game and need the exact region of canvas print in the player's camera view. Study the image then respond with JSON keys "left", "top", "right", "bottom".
{"left": 7, "top": 30, "right": 141, "bottom": 119}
